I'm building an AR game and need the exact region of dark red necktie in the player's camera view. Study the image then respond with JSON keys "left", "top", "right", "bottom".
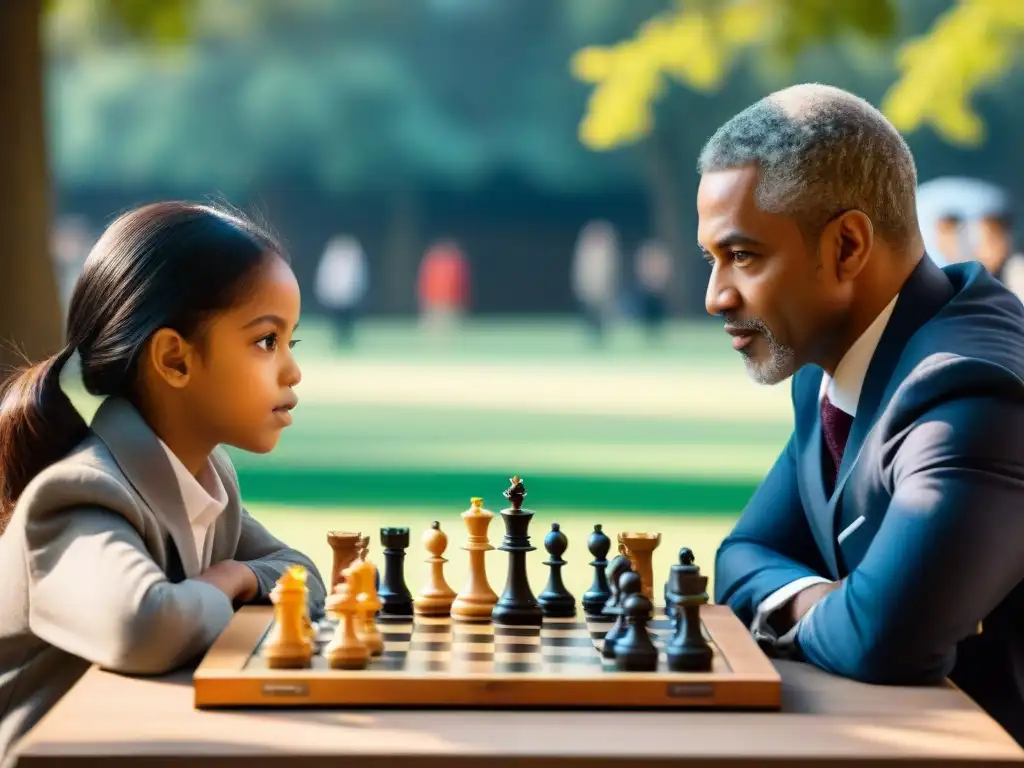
{"left": 820, "top": 392, "right": 854, "bottom": 489}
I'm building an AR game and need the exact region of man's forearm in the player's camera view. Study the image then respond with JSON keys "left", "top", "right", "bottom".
{"left": 768, "top": 579, "right": 841, "bottom": 636}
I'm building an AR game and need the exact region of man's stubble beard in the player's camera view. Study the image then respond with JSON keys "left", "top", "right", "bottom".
{"left": 732, "top": 317, "right": 798, "bottom": 385}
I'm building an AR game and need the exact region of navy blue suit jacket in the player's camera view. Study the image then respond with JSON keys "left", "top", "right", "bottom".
{"left": 715, "top": 256, "right": 1024, "bottom": 742}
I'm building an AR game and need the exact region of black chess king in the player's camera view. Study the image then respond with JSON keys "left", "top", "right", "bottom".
{"left": 491, "top": 475, "right": 543, "bottom": 626}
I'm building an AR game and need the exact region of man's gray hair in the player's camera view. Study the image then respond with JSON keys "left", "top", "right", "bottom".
{"left": 698, "top": 83, "right": 919, "bottom": 249}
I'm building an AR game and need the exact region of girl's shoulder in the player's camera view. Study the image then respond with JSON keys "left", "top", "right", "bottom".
{"left": 12, "top": 434, "right": 148, "bottom": 534}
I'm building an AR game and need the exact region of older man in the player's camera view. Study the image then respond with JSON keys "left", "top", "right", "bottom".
{"left": 700, "top": 83, "right": 1024, "bottom": 743}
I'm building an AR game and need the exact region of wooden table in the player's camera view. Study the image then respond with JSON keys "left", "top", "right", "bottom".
{"left": 11, "top": 635, "right": 1024, "bottom": 768}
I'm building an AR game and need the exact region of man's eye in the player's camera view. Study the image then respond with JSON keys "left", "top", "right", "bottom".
{"left": 732, "top": 251, "right": 755, "bottom": 264}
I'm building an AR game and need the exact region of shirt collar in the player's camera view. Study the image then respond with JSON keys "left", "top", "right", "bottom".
{"left": 819, "top": 293, "right": 899, "bottom": 416}
{"left": 157, "top": 439, "right": 229, "bottom": 524}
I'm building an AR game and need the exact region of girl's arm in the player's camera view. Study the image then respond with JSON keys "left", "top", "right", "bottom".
{"left": 233, "top": 507, "right": 328, "bottom": 617}
{"left": 25, "top": 505, "right": 235, "bottom": 675}
{"left": 211, "top": 447, "right": 328, "bottom": 615}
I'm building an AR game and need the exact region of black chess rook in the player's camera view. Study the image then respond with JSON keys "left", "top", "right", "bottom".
{"left": 537, "top": 522, "right": 576, "bottom": 618}
{"left": 492, "top": 476, "right": 543, "bottom": 626}
{"left": 378, "top": 527, "right": 414, "bottom": 616}
{"left": 665, "top": 547, "right": 713, "bottom": 672}
{"left": 582, "top": 524, "right": 612, "bottom": 618}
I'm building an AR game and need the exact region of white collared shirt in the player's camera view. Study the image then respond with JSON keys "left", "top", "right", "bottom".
{"left": 750, "top": 294, "right": 898, "bottom": 650}
{"left": 158, "top": 440, "right": 229, "bottom": 572}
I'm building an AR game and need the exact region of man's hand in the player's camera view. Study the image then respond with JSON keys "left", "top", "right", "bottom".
{"left": 194, "top": 560, "right": 259, "bottom": 604}
{"left": 769, "top": 579, "right": 842, "bottom": 636}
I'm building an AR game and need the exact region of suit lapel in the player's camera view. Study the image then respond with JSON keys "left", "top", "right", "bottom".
{"left": 90, "top": 397, "right": 202, "bottom": 578}
{"left": 830, "top": 256, "right": 955, "bottom": 523}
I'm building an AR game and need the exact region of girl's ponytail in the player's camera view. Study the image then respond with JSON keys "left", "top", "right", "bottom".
{"left": 0, "top": 346, "right": 89, "bottom": 534}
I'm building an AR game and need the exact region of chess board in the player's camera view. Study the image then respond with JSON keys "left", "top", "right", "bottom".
{"left": 193, "top": 605, "right": 781, "bottom": 710}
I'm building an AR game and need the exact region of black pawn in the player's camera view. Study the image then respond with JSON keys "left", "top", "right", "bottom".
{"left": 492, "top": 476, "right": 544, "bottom": 626}
{"left": 665, "top": 547, "right": 694, "bottom": 625}
{"left": 582, "top": 524, "right": 612, "bottom": 617}
{"left": 614, "top": 590, "right": 659, "bottom": 672}
{"left": 538, "top": 523, "right": 576, "bottom": 618}
{"left": 602, "top": 569, "right": 641, "bottom": 659}
{"left": 378, "top": 527, "right": 414, "bottom": 616}
{"left": 601, "top": 554, "right": 633, "bottom": 620}
{"left": 665, "top": 548, "right": 713, "bottom": 672}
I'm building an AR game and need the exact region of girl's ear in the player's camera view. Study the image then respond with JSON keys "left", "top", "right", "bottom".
{"left": 144, "top": 328, "right": 194, "bottom": 389}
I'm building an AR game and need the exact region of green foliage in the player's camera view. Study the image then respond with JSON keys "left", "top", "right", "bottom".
{"left": 572, "top": 0, "right": 1023, "bottom": 150}
{"left": 571, "top": 0, "right": 894, "bottom": 150}
{"left": 882, "top": 0, "right": 1024, "bottom": 145}
{"left": 44, "top": 0, "right": 644, "bottom": 195}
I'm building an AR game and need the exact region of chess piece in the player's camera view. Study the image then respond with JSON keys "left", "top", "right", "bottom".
{"left": 378, "top": 527, "right": 414, "bottom": 616}
{"left": 415, "top": 521, "right": 457, "bottom": 615}
{"left": 617, "top": 531, "right": 661, "bottom": 601}
{"left": 602, "top": 569, "right": 641, "bottom": 659}
{"left": 324, "top": 570, "right": 370, "bottom": 670}
{"left": 352, "top": 551, "right": 384, "bottom": 656}
{"left": 665, "top": 548, "right": 713, "bottom": 672}
{"left": 582, "top": 524, "right": 612, "bottom": 617}
{"left": 492, "top": 475, "right": 543, "bottom": 627}
{"left": 327, "top": 531, "right": 364, "bottom": 591}
{"left": 537, "top": 522, "right": 576, "bottom": 618}
{"left": 600, "top": 554, "right": 633, "bottom": 620}
{"left": 451, "top": 497, "right": 499, "bottom": 620}
{"left": 262, "top": 566, "right": 313, "bottom": 669}
{"left": 614, "top": 589, "right": 659, "bottom": 672}
{"left": 665, "top": 547, "right": 693, "bottom": 627}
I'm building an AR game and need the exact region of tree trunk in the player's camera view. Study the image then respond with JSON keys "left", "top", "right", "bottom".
{"left": 0, "top": 2, "right": 63, "bottom": 382}
{"left": 643, "top": 131, "right": 689, "bottom": 314}
{"left": 381, "top": 186, "right": 421, "bottom": 315}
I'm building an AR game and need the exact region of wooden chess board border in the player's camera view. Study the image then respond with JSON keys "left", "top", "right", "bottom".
{"left": 193, "top": 606, "right": 780, "bottom": 710}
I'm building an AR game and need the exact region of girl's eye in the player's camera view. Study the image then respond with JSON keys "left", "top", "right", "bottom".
{"left": 257, "top": 334, "right": 278, "bottom": 352}
{"left": 288, "top": 339, "right": 301, "bottom": 349}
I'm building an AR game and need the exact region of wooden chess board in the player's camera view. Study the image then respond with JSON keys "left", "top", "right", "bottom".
{"left": 193, "top": 605, "right": 781, "bottom": 710}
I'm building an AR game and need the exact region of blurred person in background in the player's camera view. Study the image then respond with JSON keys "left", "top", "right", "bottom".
{"left": 314, "top": 234, "right": 369, "bottom": 347}
{"left": 633, "top": 237, "right": 673, "bottom": 340}
{"left": 51, "top": 215, "right": 92, "bottom": 320}
{"left": 571, "top": 220, "right": 620, "bottom": 344}
{"left": 417, "top": 239, "right": 470, "bottom": 334}
{"left": 917, "top": 177, "right": 1024, "bottom": 300}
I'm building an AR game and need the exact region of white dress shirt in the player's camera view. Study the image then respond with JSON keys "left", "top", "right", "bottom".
{"left": 158, "top": 440, "right": 230, "bottom": 573}
{"left": 750, "top": 294, "right": 899, "bottom": 649}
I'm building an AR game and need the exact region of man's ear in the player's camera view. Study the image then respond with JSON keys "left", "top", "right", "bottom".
{"left": 826, "top": 209, "right": 874, "bottom": 281}
{"left": 143, "top": 328, "right": 194, "bottom": 389}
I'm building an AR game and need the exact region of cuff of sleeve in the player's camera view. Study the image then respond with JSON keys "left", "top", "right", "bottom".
{"left": 751, "top": 575, "right": 831, "bottom": 650}
{"left": 243, "top": 560, "right": 281, "bottom": 601}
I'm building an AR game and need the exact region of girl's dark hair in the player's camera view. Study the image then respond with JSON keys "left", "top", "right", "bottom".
{"left": 0, "top": 201, "right": 284, "bottom": 534}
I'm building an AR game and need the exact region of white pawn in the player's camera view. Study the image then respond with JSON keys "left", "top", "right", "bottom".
{"left": 415, "top": 521, "right": 457, "bottom": 615}
{"left": 324, "top": 567, "right": 370, "bottom": 670}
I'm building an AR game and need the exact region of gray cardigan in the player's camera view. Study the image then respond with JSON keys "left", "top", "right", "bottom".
{"left": 0, "top": 397, "right": 327, "bottom": 764}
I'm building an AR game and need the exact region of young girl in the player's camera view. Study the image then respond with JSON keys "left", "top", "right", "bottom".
{"left": 0, "top": 202, "right": 327, "bottom": 762}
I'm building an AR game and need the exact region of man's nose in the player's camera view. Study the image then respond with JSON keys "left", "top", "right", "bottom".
{"left": 705, "top": 267, "right": 741, "bottom": 317}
